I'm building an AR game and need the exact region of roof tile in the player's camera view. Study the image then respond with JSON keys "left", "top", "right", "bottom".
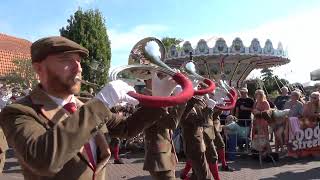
{"left": 0, "top": 33, "right": 31, "bottom": 76}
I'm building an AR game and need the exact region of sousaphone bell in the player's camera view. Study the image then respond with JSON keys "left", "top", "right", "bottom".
{"left": 179, "top": 52, "right": 215, "bottom": 95}
{"left": 179, "top": 53, "right": 237, "bottom": 110}
{"left": 211, "top": 80, "right": 238, "bottom": 110}
{"left": 109, "top": 37, "right": 194, "bottom": 107}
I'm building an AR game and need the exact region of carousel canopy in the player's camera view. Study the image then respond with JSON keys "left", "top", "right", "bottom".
{"left": 311, "top": 69, "right": 320, "bottom": 81}
{"left": 164, "top": 37, "right": 290, "bottom": 87}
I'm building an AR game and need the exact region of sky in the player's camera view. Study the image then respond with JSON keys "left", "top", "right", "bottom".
{"left": 1, "top": 0, "right": 320, "bottom": 84}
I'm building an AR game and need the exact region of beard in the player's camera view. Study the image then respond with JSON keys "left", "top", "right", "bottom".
{"left": 46, "top": 67, "right": 81, "bottom": 95}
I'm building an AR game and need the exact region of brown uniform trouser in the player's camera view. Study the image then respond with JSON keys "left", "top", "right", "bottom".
{"left": 213, "top": 126, "right": 225, "bottom": 151}
{"left": 182, "top": 126, "right": 212, "bottom": 180}
{"left": 149, "top": 170, "right": 175, "bottom": 180}
{"left": 203, "top": 126, "right": 218, "bottom": 163}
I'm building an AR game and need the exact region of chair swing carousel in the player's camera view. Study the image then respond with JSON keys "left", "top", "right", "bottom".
{"left": 164, "top": 37, "right": 290, "bottom": 88}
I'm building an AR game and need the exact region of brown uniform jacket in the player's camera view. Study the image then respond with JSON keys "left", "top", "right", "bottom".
{"left": 180, "top": 98, "right": 208, "bottom": 154}
{"left": 0, "top": 127, "right": 8, "bottom": 154}
{"left": 0, "top": 85, "right": 167, "bottom": 180}
{"left": 143, "top": 105, "right": 185, "bottom": 172}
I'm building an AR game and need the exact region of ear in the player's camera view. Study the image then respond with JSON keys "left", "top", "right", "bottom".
{"left": 32, "top": 62, "right": 42, "bottom": 75}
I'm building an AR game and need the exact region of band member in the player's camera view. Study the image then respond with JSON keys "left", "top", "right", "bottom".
{"left": 109, "top": 104, "right": 136, "bottom": 164}
{"left": 0, "top": 127, "right": 8, "bottom": 173}
{"left": 179, "top": 96, "right": 218, "bottom": 180}
{"left": 0, "top": 36, "right": 183, "bottom": 180}
{"left": 212, "top": 111, "right": 235, "bottom": 172}
{"left": 142, "top": 75, "right": 186, "bottom": 180}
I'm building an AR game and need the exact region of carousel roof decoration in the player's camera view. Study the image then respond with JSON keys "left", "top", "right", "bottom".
{"left": 164, "top": 37, "right": 290, "bottom": 87}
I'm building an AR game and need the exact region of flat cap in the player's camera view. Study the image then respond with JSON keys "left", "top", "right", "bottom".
{"left": 31, "top": 36, "right": 89, "bottom": 63}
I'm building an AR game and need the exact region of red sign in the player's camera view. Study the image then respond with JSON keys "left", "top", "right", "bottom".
{"left": 287, "top": 124, "right": 320, "bottom": 157}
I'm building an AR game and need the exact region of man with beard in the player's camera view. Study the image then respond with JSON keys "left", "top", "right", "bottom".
{"left": 0, "top": 36, "right": 182, "bottom": 180}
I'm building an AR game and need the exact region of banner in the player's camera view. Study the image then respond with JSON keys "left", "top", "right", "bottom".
{"left": 287, "top": 124, "right": 320, "bottom": 157}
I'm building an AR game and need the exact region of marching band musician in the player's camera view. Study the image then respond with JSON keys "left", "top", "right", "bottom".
{"left": 109, "top": 104, "right": 136, "bottom": 164}
{"left": 142, "top": 74, "right": 186, "bottom": 180}
{"left": 179, "top": 96, "right": 219, "bottom": 180}
{"left": 0, "top": 36, "right": 186, "bottom": 180}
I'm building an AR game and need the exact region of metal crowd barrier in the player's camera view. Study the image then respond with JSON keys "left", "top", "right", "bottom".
{"left": 221, "top": 118, "right": 252, "bottom": 156}
{"left": 221, "top": 118, "right": 277, "bottom": 167}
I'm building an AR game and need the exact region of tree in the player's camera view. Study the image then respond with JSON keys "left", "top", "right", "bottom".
{"left": 260, "top": 68, "right": 276, "bottom": 96}
{"left": 60, "top": 8, "right": 111, "bottom": 88}
{"left": 161, "top": 37, "right": 183, "bottom": 51}
{"left": 5, "top": 58, "right": 38, "bottom": 89}
{"left": 260, "top": 68, "right": 273, "bottom": 82}
{"left": 259, "top": 68, "right": 291, "bottom": 98}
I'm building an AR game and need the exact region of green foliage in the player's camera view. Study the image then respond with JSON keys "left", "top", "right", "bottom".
{"left": 5, "top": 58, "right": 38, "bottom": 89}
{"left": 161, "top": 37, "right": 183, "bottom": 51}
{"left": 259, "top": 68, "right": 290, "bottom": 98}
{"left": 60, "top": 8, "right": 111, "bottom": 88}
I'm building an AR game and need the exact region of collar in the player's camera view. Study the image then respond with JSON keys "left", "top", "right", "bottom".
{"left": 29, "top": 84, "right": 83, "bottom": 121}
{"left": 48, "top": 94, "right": 76, "bottom": 107}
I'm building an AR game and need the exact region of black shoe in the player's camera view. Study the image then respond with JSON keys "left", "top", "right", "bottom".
{"left": 114, "top": 159, "right": 125, "bottom": 164}
{"left": 221, "top": 165, "right": 235, "bottom": 172}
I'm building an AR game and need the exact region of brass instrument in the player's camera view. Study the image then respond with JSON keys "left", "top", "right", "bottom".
{"left": 109, "top": 37, "right": 194, "bottom": 107}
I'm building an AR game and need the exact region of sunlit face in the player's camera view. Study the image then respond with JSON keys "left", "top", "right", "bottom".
{"left": 291, "top": 94, "right": 299, "bottom": 101}
{"left": 310, "top": 95, "right": 320, "bottom": 104}
{"left": 255, "top": 93, "right": 263, "bottom": 101}
{"left": 240, "top": 91, "right": 248, "bottom": 98}
{"left": 34, "top": 53, "right": 82, "bottom": 95}
{"left": 281, "top": 88, "right": 288, "bottom": 95}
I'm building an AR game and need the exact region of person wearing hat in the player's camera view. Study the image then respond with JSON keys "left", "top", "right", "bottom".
{"left": 179, "top": 96, "right": 220, "bottom": 180}
{"left": 0, "top": 36, "right": 182, "bottom": 180}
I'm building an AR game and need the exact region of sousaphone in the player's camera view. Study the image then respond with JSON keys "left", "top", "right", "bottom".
{"left": 109, "top": 37, "right": 194, "bottom": 107}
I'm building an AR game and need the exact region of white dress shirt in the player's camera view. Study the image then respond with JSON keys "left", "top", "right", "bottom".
{"left": 48, "top": 94, "right": 97, "bottom": 164}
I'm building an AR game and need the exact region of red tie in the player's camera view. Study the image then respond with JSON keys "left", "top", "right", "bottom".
{"left": 63, "top": 103, "right": 96, "bottom": 171}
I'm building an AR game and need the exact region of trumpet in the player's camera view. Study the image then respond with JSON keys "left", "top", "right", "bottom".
{"left": 109, "top": 37, "right": 194, "bottom": 108}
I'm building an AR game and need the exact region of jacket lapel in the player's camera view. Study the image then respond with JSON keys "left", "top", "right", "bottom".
{"left": 30, "top": 86, "right": 111, "bottom": 172}
{"left": 76, "top": 97, "right": 111, "bottom": 173}
{"left": 29, "top": 86, "right": 94, "bottom": 168}
{"left": 29, "top": 85, "right": 69, "bottom": 124}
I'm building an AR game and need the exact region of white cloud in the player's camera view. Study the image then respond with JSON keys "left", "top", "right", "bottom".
{"left": 182, "top": 7, "right": 320, "bottom": 84}
{"left": 109, "top": 24, "right": 169, "bottom": 69}
{"left": 109, "top": 24, "right": 169, "bottom": 51}
{"left": 76, "top": 0, "right": 96, "bottom": 6}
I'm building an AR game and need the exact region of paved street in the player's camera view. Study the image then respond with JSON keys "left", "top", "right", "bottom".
{"left": 1, "top": 149, "right": 320, "bottom": 180}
